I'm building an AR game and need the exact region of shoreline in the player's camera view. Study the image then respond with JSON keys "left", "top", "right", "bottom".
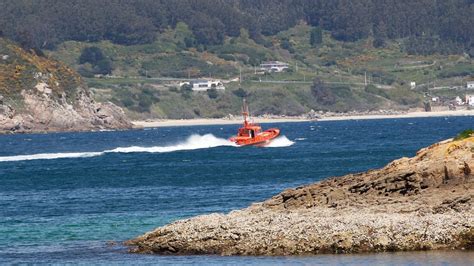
{"left": 132, "top": 109, "right": 474, "bottom": 128}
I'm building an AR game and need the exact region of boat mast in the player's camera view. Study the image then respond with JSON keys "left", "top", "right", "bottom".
{"left": 242, "top": 98, "right": 249, "bottom": 126}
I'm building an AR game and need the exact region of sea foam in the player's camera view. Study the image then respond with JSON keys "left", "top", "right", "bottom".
{"left": 0, "top": 134, "right": 294, "bottom": 162}
{"left": 262, "top": 136, "right": 295, "bottom": 148}
{"left": 0, "top": 134, "right": 235, "bottom": 162}
{"left": 0, "top": 152, "right": 104, "bottom": 162}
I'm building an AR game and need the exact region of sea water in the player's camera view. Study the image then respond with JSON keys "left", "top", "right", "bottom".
{"left": 1, "top": 117, "right": 474, "bottom": 264}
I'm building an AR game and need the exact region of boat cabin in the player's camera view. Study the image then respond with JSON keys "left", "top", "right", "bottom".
{"left": 237, "top": 125, "right": 261, "bottom": 138}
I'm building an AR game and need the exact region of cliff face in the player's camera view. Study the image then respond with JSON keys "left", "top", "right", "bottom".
{"left": 127, "top": 137, "right": 474, "bottom": 255}
{"left": 0, "top": 38, "right": 131, "bottom": 133}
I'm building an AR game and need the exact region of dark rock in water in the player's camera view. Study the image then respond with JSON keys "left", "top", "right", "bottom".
{"left": 0, "top": 38, "right": 131, "bottom": 133}
{"left": 127, "top": 137, "right": 474, "bottom": 255}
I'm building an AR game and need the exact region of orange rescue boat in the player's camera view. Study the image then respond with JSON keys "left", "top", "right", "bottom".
{"left": 229, "top": 100, "right": 280, "bottom": 146}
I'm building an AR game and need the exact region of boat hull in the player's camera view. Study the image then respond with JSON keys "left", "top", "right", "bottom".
{"left": 230, "top": 128, "right": 280, "bottom": 146}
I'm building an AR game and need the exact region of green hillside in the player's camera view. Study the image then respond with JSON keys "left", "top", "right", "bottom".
{"left": 2, "top": 0, "right": 472, "bottom": 120}
{"left": 44, "top": 23, "right": 473, "bottom": 119}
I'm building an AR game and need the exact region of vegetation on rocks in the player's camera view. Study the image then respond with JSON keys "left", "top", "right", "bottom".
{"left": 0, "top": 38, "right": 131, "bottom": 133}
{"left": 457, "top": 228, "right": 474, "bottom": 250}
{"left": 454, "top": 129, "right": 474, "bottom": 141}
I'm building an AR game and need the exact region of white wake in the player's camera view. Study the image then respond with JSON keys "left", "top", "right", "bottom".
{"left": 0, "top": 134, "right": 236, "bottom": 162}
{"left": 0, "top": 134, "right": 294, "bottom": 162}
{"left": 263, "top": 136, "right": 295, "bottom": 148}
{"left": 0, "top": 152, "right": 104, "bottom": 162}
{"left": 107, "top": 134, "right": 236, "bottom": 153}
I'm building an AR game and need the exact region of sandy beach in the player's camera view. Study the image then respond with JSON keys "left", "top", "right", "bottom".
{"left": 132, "top": 117, "right": 309, "bottom": 128}
{"left": 132, "top": 109, "right": 474, "bottom": 128}
{"left": 320, "top": 109, "right": 474, "bottom": 121}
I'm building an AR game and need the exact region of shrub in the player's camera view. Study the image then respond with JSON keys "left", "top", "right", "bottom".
{"left": 79, "top": 46, "right": 113, "bottom": 75}
{"left": 79, "top": 47, "right": 104, "bottom": 64}
{"left": 310, "top": 27, "right": 323, "bottom": 47}
{"left": 280, "top": 38, "right": 295, "bottom": 53}
{"left": 180, "top": 83, "right": 192, "bottom": 99}
{"left": 121, "top": 97, "right": 134, "bottom": 108}
{"left": 168, "top": 87, "right": 179, "bottom": 92}
{"left": 94, "top": 59, "right": 113, "bottom": 75}
{"left": 137, "top": 96, "right": 153, "bottom": 112}
{"left": 232, "top": 88, "right": 248, "bottom": 98}
{"left": 77, "top": 66, "right": 94, "bottom": 78}
{"left": 373, "top": 38, "right": 385, "bottom": 48}
{"left": 311, "top": 78, "right": 335, "bottom": 105}
{"left": 365, "top": 84, "right": 389, "bottom": 98}
{"left": 180, "top": 83, "right": 192, "bottom": 93}
{"left": 207, "top": 87, "right": 218, "bottom": 99}
{"left": 217, "top": 54, "right": 235, "bottom": 61}
{"left": 454, "top": 129, "right": 474, "bottom": 141}
{"left": 437, "top": 64, "right": 474, "bottom": 78}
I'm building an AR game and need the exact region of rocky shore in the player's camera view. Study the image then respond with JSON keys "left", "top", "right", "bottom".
{"left": 127, "top": 136, "right": 474, "bottom": 255}
{"left": 0, "top": 38, "right": 131, "bottom": 133}
{"left": 0, "top": 87, "right": 131, "bottom": 133}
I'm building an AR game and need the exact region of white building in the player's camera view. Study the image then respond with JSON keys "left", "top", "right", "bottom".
{"left": 410, "top": 81, "right": 416, "bottom": 89}
{"left": 466, "top": 95, "right": 474, "bottom": 106}
{"left": 467, "top": 81, "right": 474, "bottom": 89}
{"left": 260, "top": 61, "right": 289, "bottom": 73}
{"left": 180, "top": 80, "right": 225, "bottom": 91}
{"left": 455, "top": 96, "right": 464, "bottom": 105}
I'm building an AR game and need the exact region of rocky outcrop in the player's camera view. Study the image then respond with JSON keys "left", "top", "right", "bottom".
{"left": 0, "top": 38, "right": 131, "bottom": 133}
{"left": 127, "top": 137, "right": 474, "bottom": 255}
{"left": 0, "top": 86, "right": 131, "bottom": 133}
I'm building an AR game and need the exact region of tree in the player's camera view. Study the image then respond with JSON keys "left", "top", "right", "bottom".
{"left": 469, "top": 46, "right": 474, "bottom": 58}
{"left": 310, "top": 26, "right": 322, "bottom": 46}
{"left": 175, "top": 22, "right": 195, "bottom": 48}
{"left": 180, "top": 83, "right": 193, "bottom": 99}
{"left": 311, "top": 78, "right": 335, "bottom": 105}
{"left": 207, "top": 87, "right": 218, "bottom": 99}
{"left": 373, "top": 21, "right": 388, "bottom": 48}
{"left": 95, "top": 59, "right": 113, "bottom": 75}
{"left": 16, "top": 30, "right": 34, "bottom": 50}
{"left": 280, "top": 37, "right": 295, "bottom": 53}
{"left": 232, "top": 88, "right": 248, "bottom": 98}
{"left": 79, "top": 46, "right": 113, "bottom": 75}
{"left": 239, "top": 28, "right": 250, "bottom": 43}
{"left": 0, "top": 0, "right": 472, "bottom": 55}
{"left": 189, "top": 12, "right": 226, "bottom": 45}
{"left": 79, "top": 47, "right": 105, "bottom": 65}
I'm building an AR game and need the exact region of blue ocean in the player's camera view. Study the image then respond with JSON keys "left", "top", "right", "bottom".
{"left": 1, "top": 117, "right": 474, "bottom": 264}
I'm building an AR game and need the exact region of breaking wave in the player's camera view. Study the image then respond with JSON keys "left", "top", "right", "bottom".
{"left": 263, "top": 136, "right": 295, "bottom": 148}
{"left": 0, "top": 134, "right": 295, "bottom": 162}
{"left": 107, "top": 134, "right": 236, "bottom": 153}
